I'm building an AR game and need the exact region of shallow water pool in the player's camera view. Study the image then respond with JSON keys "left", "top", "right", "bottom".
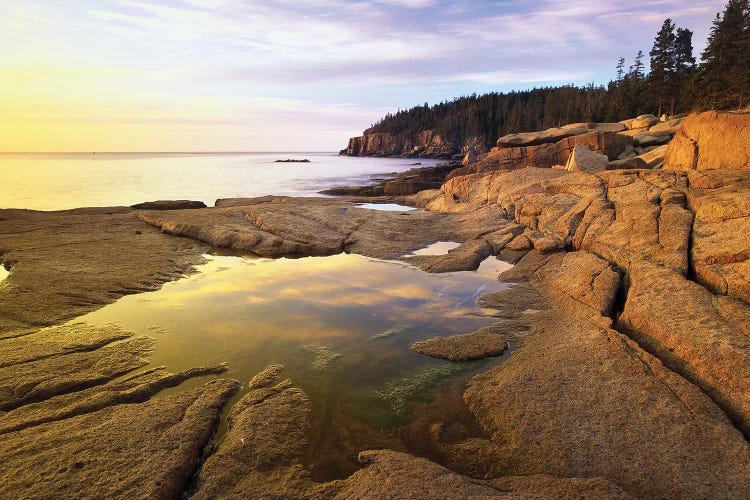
{"left": 356, "top": 203, "right": 417, "bottom": 211}
{"left": 78, "top": 252, "right": 511, "bottom": 479}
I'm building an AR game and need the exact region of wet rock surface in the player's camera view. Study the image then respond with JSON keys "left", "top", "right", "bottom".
{"left": 0, "top": 207, "right": 206, "bottom": 336}
{"left": 411, "top": 326, "right": 509, "bottom": 361}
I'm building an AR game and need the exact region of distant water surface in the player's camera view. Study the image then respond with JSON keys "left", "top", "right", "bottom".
{"left": 0, "top": 152, "right": 438, "bottom": 211}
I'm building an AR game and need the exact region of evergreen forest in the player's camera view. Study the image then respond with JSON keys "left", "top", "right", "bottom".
{"left": 367, "top": 0, "right": 750, "bottom": 147}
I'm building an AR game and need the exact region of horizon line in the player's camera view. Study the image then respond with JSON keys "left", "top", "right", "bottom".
{"left": 0, "top": 151, "right": 339, "bottom": 155}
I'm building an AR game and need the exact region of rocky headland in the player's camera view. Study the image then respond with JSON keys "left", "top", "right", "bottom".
{"left": 0, "top": 110, "right": 749, "bottom": 498}
{"left": 340, "top": 128, "right": 472, "bottom": 159}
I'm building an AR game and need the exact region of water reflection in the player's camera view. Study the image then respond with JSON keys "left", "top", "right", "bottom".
{"left": 78, "top": 253, "right": 509, "bottom": 480}
{"left": 405, "top": 241, "right": 461, "bottom": 256}
{"left": 356, "top": 203, "right": 417, "bottom": 212}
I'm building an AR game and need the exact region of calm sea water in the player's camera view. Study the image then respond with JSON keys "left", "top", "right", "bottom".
{"left": 0, "top": 152, "right": 438, "bottom": 211}
{"left": 3, "top": 151, "right": 512, "bottom": 480}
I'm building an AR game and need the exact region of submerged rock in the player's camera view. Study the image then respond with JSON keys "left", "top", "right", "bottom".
{"left": 130, "top": 200, "right": 207, "bottom": 210}
{"left": 411, "top": 327, "right": 509, "bottom": 361}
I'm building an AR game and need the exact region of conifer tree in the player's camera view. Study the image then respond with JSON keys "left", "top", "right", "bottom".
{"left": 650, "top": 19, "right": 677, "bottom": 115}
{"left": 700, "top": 0, "right": 750, "bottom": 109}
{"left": 674, "top": 28, "right": 697, "bottom": 110}
{"left": 616, "top": 57, "right": 626, "bottom": 82}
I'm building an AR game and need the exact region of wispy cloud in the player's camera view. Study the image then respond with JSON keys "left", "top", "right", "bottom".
{"left": 0, "top": 0, "right": 728, "bottom": 151}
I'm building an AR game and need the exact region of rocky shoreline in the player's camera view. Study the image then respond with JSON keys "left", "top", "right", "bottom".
{"left": 0, "top": 110, "right": 748, "bottom": 498}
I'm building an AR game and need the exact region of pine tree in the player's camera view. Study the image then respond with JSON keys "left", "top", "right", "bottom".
{"left": 739, "top": 4, "right": 750, "bottom": 108}
{"left": 616, "top": 57, "right": 626, "bottom": 82}
{"left": 649, "top": 19, "right": 677, "bottom": 116}
{"left": 675, "top": 28, "right": 697, "bottom": 72}
{"left": 630, "top": 50, "right": 646, "bottom": 81}
{"left": 700, "top": 0, "right": 750, "bottom": 109}
{"left": 674, "top": 28, "right": 697, "bottom": 110}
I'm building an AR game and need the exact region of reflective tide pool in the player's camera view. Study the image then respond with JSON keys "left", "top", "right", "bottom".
{"left": 78, "top": 253, "right": 511, "bottom": 480}
{"left": 356, "top": 203, "right": 418, "bottom": 212}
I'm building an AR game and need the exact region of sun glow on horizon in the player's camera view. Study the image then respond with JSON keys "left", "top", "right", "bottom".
{"left": 0, "top": 0, "right": 725, "bottom": 152}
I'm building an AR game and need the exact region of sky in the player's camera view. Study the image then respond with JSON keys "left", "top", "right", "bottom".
{"left": 0, "top": 0, "right": 728, "bottom": 152}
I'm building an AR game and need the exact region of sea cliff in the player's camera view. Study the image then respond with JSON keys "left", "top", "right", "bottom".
{"left": 341, "top": 129, "right": 486, "bottom": 159}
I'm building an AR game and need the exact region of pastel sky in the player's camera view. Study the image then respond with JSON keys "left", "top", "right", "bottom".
{"left": 0, "top": 0, "right": 727, "bottom": 152}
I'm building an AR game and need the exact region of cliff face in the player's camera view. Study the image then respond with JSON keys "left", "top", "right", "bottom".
{"left": 341, "top": 129, "right": 484, "bottom": 159}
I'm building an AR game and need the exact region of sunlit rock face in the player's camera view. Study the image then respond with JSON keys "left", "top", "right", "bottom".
{"left": 343, "top": 130, "right": 463, "bottom": 159}
{"left": 664, "top": 111, "right": 750, "bottom": 171}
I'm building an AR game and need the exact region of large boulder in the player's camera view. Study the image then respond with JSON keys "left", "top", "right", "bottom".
{"left": 496, "top": 126, "right": 587, "bottom": 147}
{"left": 449, "top": 132, "right": 632, "bottom": 179}
{"left": 630, "top": 114, "right": 659, "bottom": 129}
{"left": 633, "top": 131, "right": 672, "bottom": 147}
{"left": 496, "top": 123, "right": 627, "bottom": 148}
{"left": 650, "top": 116, "right": 684, "bottom": 134}
{"left": 565, "top": 145, "right": 609, "bottom": 173}
{"left": 663, "top": 111, "right": 750, "bottom": 170}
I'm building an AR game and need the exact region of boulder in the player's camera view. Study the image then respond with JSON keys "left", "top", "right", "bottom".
{"left": 649, "top": 116, "right": 684, "bottom": 135}
{"left": 616, "top": 144, "right": 636, "bottom": 160}
{"left": 411, "top": 327, "right": 509, "bottom": 361}
{"left": 448, "top": 132, "right": 631, "bottom": 179}
{"left": 631, "top": 114, "right": 659, "bottom": 129}
{"left": 565, "top": 145, "right": 609, "bottom": 173}
{"left": 496, "top": 124, "right": 629, "bottom": 149}
{"left": 131, "top": 200, "right": 207, "bottom": 210}
{"left": 496, "top": 127, "right": 587, "bottom": 148}
{"left": 633, "top": 131, "right": 672, "bottom": 147}
{"left": 462, "top": 151, "right": 477, "bottom": 166}
{"left": 608, "top": 157, "right": 650, "bottom": 170}
{"left": 639, "top": 144, "right": 669, "bottom": 168}
{"left": 663, "top": 111, "right": 750, "bottom": 171}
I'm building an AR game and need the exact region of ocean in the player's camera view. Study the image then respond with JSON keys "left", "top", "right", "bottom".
{"left": 0, "top": 152, "right": 439, "bottom": 211}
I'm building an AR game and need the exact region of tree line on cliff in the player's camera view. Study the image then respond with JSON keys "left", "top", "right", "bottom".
{"left": 368, "top": 0, "right": 750, "bottom": 147}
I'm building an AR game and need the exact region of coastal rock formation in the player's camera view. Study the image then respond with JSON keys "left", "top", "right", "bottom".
{"left": 495, "top": 122, "right": 626, "bottom": 147}
{"left": 0, "top": 378, "right": 238, "bottom": 498}
{"left": 564, "top": 144, "right": 609, "bottom": 173}
{"left": 446, "top": 131, "right": 632, "bottom": 180}
{"left": 411, "top": 326, "right": 509, "bottom": 361}
{"left": 138, "top": 197, "right": 514, "bottom": 271}
{"left": 687, "top": 170, "right": 750, "bottom": 302}
{"left": 2, "top": 110, "right": 750, "bottom": 498}
{"left": 425, "top": 153, "right": 750, "bottom": 438}
{"left": 130, "top": 200, "right": 207, "bottom": 210}
{"left": 663, "top": 111, "right": 750, "bottom": 170}
{"left": 0, "top": 207, "right": 205, "bottom": 335}
{"left": 342, "top": 129, "right": 462, "bottom": 158}
{"left": 193, "top": 365, "right": 631, "bottom": 498}
{"left": 322, "top": 162, "right": 463, "bottom": 197}
{"left": 467, "top": 282, "right": 750, "bottom": 499}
